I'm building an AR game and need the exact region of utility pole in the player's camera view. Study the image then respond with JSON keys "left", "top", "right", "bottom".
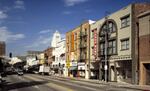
{"left": 104, "top": 13, "right": 109, "bottom": 82}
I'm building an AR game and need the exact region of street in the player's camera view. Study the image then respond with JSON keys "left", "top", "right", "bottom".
{"left": 0, "top": 74, "right": 142, "bottom": 91}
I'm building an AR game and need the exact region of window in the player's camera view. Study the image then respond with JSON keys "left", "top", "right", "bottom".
{"left": 100, "top": 43, "right": 105, "bottom": 55}
{"left": 121, "top": 39, "right": 129, "bottom": 50}
{"left": 74, "top": 33, "right": 77, "bottom": 40}
{"left": 91, "top": 30, "right": 94, "bottom": 38}
{"left": 121, "top": 15, "right": 130, "bottom": 28}
{"left": 101, "top": 21, "right": 116, "bottom": 34}
{"left": 56, "top": 36, "right": 59, "bottom": 38}
{"left": 92, "top": 47, "right": 94, "bottom": 55}
{"left": 108, "top": 40, "right": 116, "bottom": 55}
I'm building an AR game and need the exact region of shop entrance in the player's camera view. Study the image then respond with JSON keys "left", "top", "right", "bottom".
{"left": 144, "top": 63, "right": 150, "bottom": 85}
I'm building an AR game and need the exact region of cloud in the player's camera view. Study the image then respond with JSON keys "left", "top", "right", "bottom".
{"left": 62, "top": 11, "right": 72, "bottom": 15}
{"left": 0, "top": 10, "right": 8, "bottom": 19}
{"left": 39, "top": 29, "right": 51, "bottom": 34}
{"left": 0, "top": 26, "right": 25, "bottom": 42}
{"left": 26, "top": 35, "right": 51, "bottom": 49}
{"left": 14, "top": 0, "right": 25, "bottom": 9}
{"left": 63, "top": 0, "right": 89, "bottom": 6}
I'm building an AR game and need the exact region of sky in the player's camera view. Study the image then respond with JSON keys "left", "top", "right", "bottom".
{"left": 0, "top": 0, "right": 149, "bottom": 56}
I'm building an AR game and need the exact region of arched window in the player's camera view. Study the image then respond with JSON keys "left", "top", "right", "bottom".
{"left": 100, "top": 20, "right": 116, "bottom": 35}
{"left": 99, "top": 20, "right": 117, "bottom": 56}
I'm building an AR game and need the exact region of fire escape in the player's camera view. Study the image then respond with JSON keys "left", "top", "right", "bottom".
{"left": 79, "top": 29, "right": 87, "bottom": 62}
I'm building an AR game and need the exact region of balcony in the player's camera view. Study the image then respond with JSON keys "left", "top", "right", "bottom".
{"left": 79, "top": 44, "right": 87, "bottom": 49}
{"left": 79, "top": 32, "right": 87, "bottom": 38}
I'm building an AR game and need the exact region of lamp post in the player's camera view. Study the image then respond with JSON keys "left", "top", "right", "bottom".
{"left": 104, "top": 15, "right": 109, "bottom": 82}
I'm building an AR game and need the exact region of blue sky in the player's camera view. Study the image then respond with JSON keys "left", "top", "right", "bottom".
{"left": 0, "top": 0, "right": 149, "bottom": 56}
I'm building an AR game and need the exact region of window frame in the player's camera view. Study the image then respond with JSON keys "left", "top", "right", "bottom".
{"left": 120, "top": 14, "right": 130, "bottom": 28}
{"left": 121, "top": 38, "right": 129, "bottom": 50}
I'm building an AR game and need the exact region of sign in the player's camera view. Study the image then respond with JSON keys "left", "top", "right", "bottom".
{"left": 78, "top": 62, "right": 85, "bottom": 66}
{"left": 70, "top": 62, "right": 77, "bottom": 66}
{"left": 93, "top": 29, "right": 97, "bottom": 57}
{"left": 66, "top": 59, "right": 70, "bottom": 68}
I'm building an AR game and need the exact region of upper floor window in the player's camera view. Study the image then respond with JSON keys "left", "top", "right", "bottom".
{"left": 121, "top": 39, "right": 129, "bottom": 50}
{"left": 56, "top": 36, "right": 59, "bottom": 38}
{"left": 74, "top": 33, "right": 77, "bottom": 40}
{"left": 100, "top": 21, "right": 116, "bottom": 35}
{"left": 91, "top": 30, "right": 94, "bottom": 38}
{"left": 100, "top": 43, "right": 105, "bottom": 55}
{"left": 121, "top": 15, "right": 130, "bottom": 28}
{"left": 108, "top": 40, "right": 117, "bottom": 55}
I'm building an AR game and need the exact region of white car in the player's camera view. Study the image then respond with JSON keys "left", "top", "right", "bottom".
{"left": 17, "top": 70, "right": 23, "bottom": 76}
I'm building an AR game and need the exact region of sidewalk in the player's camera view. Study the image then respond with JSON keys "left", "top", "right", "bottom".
{"left": 51, "top": 75, "right": 150, "bottom": 91}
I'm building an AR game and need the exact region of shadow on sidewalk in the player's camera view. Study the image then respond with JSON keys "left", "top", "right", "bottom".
{"left": 0, "top": 80, "right": 48, "bottom": 91}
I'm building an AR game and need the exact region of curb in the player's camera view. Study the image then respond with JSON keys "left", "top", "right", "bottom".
{"left": 51, "top": 75, "right": 150, "bottom": 91}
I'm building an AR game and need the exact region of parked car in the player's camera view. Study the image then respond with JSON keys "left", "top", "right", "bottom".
{"left": 17, "top": 70, "right": 23, "bottom": 76}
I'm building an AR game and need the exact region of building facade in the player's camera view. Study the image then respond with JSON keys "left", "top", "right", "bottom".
{"left": 51, "top": 31, "right": 66, "bottom": 76}
{"left": 0, "top": 41, "right": 6, "bottom": 57}
{"left": 90, "top": 3, "right": 150, "bottom": 84}
{"left": 138, "top": 10, "right": 150, "bottom": 85}
{"left": 44, "top": 47, "right": 53, "bottom": 65}
{"left": 66, "top": 20, "right": 94, "bottom": 79}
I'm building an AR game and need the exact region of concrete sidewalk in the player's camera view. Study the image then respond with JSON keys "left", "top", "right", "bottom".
{"left": 51, "top": 75, "right": 150, "bottom": 91}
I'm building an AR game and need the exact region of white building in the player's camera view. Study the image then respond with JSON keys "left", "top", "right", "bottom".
{"left": 51, "top": 31, "right": 66, "bottom": 76}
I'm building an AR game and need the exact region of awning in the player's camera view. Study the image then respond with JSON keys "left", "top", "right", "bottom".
{"left": 69, "top": 66, "right": 77, "bottom": 70}
{"left": 60, "top": 53, "right": 65, "bottom": 57}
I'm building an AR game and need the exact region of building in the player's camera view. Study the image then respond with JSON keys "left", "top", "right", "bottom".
{"left": 27, "top": 51, "right": 42, "bottom": 57}
{"left": 51, "top": 31, "right": 66, "bottom": 76}
{"left": 90, "top": 3, "right": 150, "bottom": 84}
{"left": 66, "top": 20, "right": 95, "bottom": 79}
{"left": 44, "top": 47, "right": 53, "bottom": 66}
{"left": 138, "top": 10, "right": 150, "bottom": 85}
{"left": 0, "top": 41, "right": 6, "bottom": 57}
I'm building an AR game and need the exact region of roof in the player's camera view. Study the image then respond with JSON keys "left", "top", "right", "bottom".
{"left": 137, "top": 10, "right": 150, "bottom": 18}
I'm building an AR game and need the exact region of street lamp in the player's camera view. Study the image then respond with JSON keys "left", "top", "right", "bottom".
{"left": 104, "top": 15, "right": 109, "bottom": 82}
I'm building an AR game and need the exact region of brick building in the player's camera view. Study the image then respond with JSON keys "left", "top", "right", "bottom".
{"left": 44, "top": 47, "right": 53, "bottom": 65}
{"left": 138, "top": 10, "right": 150, "bottom": 85}
{"left": 0, "top": 41, "right": 6, "bottom": 56}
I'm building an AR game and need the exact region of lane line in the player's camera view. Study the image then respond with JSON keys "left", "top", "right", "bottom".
{"left": 29, "top": 74, "right": 99, "bottom": 91}
{"left": 24, "top": 75, "right": 74, "bottom": 91}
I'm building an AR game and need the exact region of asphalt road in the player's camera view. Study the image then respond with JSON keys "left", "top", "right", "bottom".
{"left": 0, "top": 73, "right": 142, "bottom": 91}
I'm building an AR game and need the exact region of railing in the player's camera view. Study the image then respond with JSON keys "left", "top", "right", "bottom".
{"left": 79, "top": 32, "right": 87, "bottom": 38}
{"left": 79, "top": 43, "right": 87, "bottom": 49}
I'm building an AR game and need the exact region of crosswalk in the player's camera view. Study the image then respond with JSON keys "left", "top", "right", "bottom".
{"left": 5, "top": 74, "right": 142, "bottom": 91}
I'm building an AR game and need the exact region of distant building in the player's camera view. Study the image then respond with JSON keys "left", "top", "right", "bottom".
{"left": 0, "top": 41, "right": 6, "bottom": 57}
{"left": 44, "top": 47, "right": 53, "bottom": 65}
{"left": 27, "top": 51, "right": 42, "bottom": 57}
{"left": 51, "top": 31, "right": 61, "bottom": 48}
{"left": 138, "top": 10, "right": 150, "bottom": 85}
{"left": 51, "top": 31, "right": 66, "bottom": 76}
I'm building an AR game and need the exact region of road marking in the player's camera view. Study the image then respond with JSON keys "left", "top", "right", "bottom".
{"left": 46, "top": 82, "right": 74, "bottom": 91}
{"left": 24, "top": 75, "right": 43, "bottom": 81}
{"left": 25, "top": 75, "right": 74, "bottom": 91}
{"left": 30, "top": 74, "right": 98, "bottom": 91}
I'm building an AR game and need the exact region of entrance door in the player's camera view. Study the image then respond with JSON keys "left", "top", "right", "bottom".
{"left": 144, "top": 63, "right": 150, "bottom": 85}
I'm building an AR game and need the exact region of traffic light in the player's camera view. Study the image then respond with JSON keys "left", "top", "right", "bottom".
{"left": 9, "top": 52, "right": 12, "bottom": 58}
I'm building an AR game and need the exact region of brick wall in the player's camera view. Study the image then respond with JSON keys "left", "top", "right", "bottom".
{"left": 0, "top": 42, "right": 5, "bottom": 56}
